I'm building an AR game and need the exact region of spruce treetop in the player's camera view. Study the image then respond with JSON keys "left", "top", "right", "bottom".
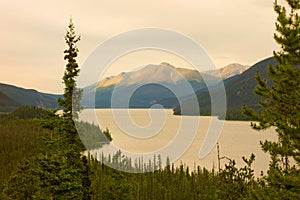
{"left": 59, "top": 18, "right": 82, "bottom": 120}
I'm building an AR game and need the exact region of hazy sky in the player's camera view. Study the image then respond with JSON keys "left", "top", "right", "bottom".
{"left": 0, "top": 0, "right": 282, "bottom": 94}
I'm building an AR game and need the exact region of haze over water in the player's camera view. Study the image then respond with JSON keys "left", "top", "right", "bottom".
{"left": 80, "top": 109, "right": 277, "bottom": 176}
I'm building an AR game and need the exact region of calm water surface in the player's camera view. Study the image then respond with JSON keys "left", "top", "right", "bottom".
{"left": 80, "top": 109, "right": 277, "bottom": 176}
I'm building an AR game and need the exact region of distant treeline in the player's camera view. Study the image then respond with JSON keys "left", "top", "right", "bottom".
{"left": 174, "top": 107, "right": 251, "bottom": 121}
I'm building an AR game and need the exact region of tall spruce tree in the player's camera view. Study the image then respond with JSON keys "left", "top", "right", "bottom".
{"left": 2, "top": 19, "right": 91, "bottom": 200}
{"left": 58, "top": 18, "right": 84, "bottom": 150}
{"left": 243, "top": 0, "right": 300, "bottom": 198}
{"left": 58, "top": 18, "right": 91, "bottom": 199}
{"left": 59, "top": 18, "right": 82, "bottom": 121}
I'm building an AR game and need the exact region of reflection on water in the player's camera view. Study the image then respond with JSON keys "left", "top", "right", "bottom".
{"left": 80, "top": 109, "right": 277, "bottom": 176}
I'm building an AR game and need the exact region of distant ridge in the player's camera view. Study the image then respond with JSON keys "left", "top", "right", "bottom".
{"left": 0, "top": 83, "right": 61, "bottom": 112}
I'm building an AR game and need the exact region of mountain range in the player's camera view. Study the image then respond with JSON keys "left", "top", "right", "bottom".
{"left": 97, "top": 63, "right": 248, "bottom": 88}
{"left": 81, "top": 62, "right": 248, "bottom": 108}
{"left": 0, "top": 58, "right": 274, "bottom": 120}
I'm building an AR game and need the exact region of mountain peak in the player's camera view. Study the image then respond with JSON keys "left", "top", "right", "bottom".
{"left": 219, "top": 63, "right": 249, "bottom": 78}
{"left": 203, "top": 63, "right": 248, "bottom": 79}
{"left": 97, "top": 62, "right": 249, "bottom": 88}
{"left": 160, "top": 62, "right": 173, "bottom": 67}
{"left": 98, "top": 63, "right": 185, "bottom": 87}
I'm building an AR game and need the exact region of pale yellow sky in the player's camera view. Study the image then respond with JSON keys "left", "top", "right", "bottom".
{"left": 0, "top": 0, "right": 282, "bottom": 94}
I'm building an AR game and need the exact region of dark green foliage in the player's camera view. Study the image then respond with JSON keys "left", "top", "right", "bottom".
{"left": 218, "top": 154, "right": 256, "bottom": 199}
{"left": 86, "top": 151, "right": 261, "bottom": 200}
{"left": 2, "top": 19, "right": 91, "bottom": 199}
{"left": 58, "top": 18, "right": 82, "bottom": 120}
{"left": 82, "top": 156, "right": 92, "bottom": 200}
{"left": 44, "top": 18, "right": 92, "bottom": 199}
{"left": 8, "top": 105, "right": 51, "bottom": 119}
{"left": 2, "top": 118, "right": 83, "bottom": 199}
{"left": 244, "top": 0, "right": 300, "bottom": 168}
{"left": 102, "top": 128, "right": 113, "bottom": 141}
{"left": 223, "top": 108, "right": 250, "bottom": 121}
{"left": 2, "top": 159, "right": 40, "bottom": 200}
{"left": 243, "top": 0, "right": 300, "bottom": 198}
{"left": 0, "top": 117, "right": 49, "bottom": 193}
{"left": 0, "top": 111, "right": 112, "bottom": 199}
{"left": 38, "top": 18, "right": 89, "bottom": 199}
{"left": 1, "top": 116, "right": 88, "bottom": 199}
{"left": 55, "top": 19, "right": 86, "bottom": 196}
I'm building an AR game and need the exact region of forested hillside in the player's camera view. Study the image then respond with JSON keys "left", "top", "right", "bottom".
{"left": 174, "top": 57, "right": 277, "bottom": 120}
{"left": 0, "top": 83, "right": 61, "bottom": 112}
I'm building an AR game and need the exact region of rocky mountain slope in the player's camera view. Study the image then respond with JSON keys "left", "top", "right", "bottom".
{"left": 82, "top": 62, "right": 247, "bottom": 108}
